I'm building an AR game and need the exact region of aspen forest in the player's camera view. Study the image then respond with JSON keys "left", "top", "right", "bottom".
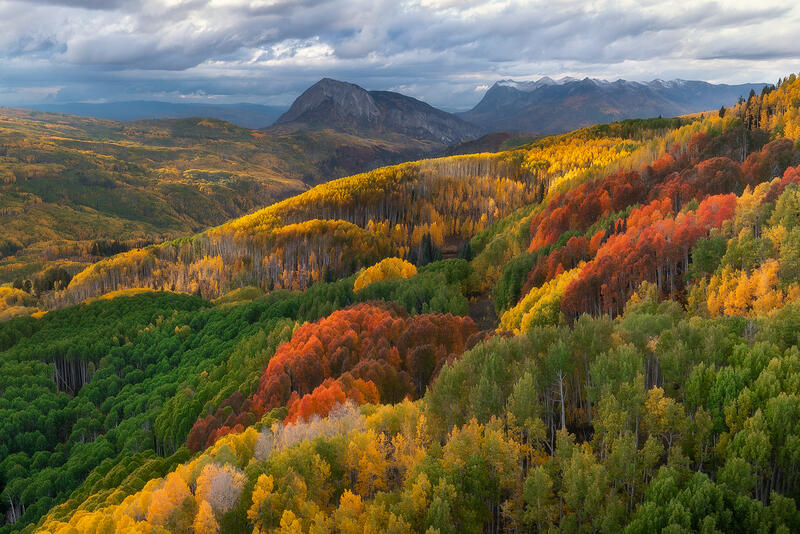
{"left": 4, "top": 64, "right": 800, "bottom": 533}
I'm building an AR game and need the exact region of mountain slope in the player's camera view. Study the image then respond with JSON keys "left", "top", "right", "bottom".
{"left": 272, "top": 78, "right": 483, "bottom": 145}
{"left": 460, "top": 77, "right": 767, "bottom": 134}
{"left": 0, "top": 108, "right": 462, "bottom": 290}
{"left": 55, "top": 117, "right": 703, "bottom": 308}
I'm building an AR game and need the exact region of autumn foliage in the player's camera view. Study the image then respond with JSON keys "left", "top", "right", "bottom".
{"left": 253, "top": 303, "right": 475, "bottom": 411}
{"left": 511, "top": 133, "right": 800, "bottom": 322}
{"left": 17, "top": 73, "right": 800, "bottom": 534}
{"left": 285, "top": 376, "right": 379, "bottom": 424}
{"left": 186, "top": 303, "right": 476, "bottom": 450}
{"left": 353, "top": 257, "right": 417, "bottom": 292}
{"left": 561, "top": 194, "right": 737, "bottom": 317}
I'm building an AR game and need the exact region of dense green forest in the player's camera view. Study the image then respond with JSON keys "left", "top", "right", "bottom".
{"left": 0, "top": 260, "right": 474, "bottom": 532}
{"left": 2, "top": 74, "right": 800, "bottom": 533}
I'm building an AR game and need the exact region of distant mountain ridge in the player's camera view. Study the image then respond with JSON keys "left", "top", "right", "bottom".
{"left": 459, "top": 77, "right": 768, "bottom": 134}
{"left": 24, "top": 101, "right": 286, "bottom": 129}
{"left": 21, "top": 77, "right": 768, "bottom": 139}
{"left": 272, "top": 78, "right": 483, "bottom": 145}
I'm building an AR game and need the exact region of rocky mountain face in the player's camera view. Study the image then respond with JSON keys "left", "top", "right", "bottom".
{"left": 458, "top": 77, "right": 767, "bottom": 134}
{"left": 272, "top": 78, "right": 482, "bottom": 145}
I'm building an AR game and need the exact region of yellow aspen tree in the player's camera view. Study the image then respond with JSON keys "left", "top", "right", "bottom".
{"left": 753, "top": 259, "right": 784, "bottom": 315}
{"left": 333, "top": 491, "right": 365, "bottom": 534}
{"left": 146, "top": 472, "right": 194, "bottom": 528}
{"left": 248, "top": 474, "right": 279, "bottom": 532}
{"left": 277, "top": 510, "right": 304, "bottom": 534}
{"left": 345, "top": 430, "right": 390, "bottom": 497}
{"left": 353, "top": 258, "right": 417, "bottom": 292}
{"left": 72, "top": 511, "right": 115, "bottom": 534}
{"left": 724, "top": 270, "right": 753, "bottom": 316}
{"left": 193, "top": 500, "right": 220, "bottom": 534}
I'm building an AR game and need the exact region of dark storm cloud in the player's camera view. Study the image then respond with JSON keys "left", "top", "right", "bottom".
{"left": 0, "top": 0, "right": 797, "bottom": 109}
{"left": 701, "top": 48, "right": 800, "bottom": 61}
{"left": 12, "top": 0, "right": 130, "bottom": 9}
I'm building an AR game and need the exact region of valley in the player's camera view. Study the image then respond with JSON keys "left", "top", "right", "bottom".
{"left": 0, "top": 93, "right": 476, "bottom": 302}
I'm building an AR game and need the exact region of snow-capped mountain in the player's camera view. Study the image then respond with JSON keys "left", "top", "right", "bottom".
{"left": 459, "top": 77, "right": 767, "bottom": 134}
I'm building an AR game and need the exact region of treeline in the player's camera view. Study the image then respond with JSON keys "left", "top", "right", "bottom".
{"left": 730, "top": 72, "right": 800, "bottom": 139}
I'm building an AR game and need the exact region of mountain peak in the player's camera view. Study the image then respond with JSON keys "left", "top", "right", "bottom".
{"left": 493, "top": 76, "right": 592, "bottom": 92}
{"left": 313, "top": 77, "right": 367, "bottom": 93}
{"left": 275, "top": 78, "right": 380, "bottom": 126}
{"left": 460, "top": 76, "right": 767, "bottom": 134}
{"left": 274, "top": 79, "right": 482, "bottom": 145}
{"left": 317, "top": 77, "right": 347, "bottom": 85}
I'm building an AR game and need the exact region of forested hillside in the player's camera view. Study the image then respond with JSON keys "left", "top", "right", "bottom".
{"left": 3, "top": 73, "right": 800, "bottom": 534}
{"left": 51, "top": 115, "right": 699, "bottom": 309}
{"left": 0, "top": 107, "right": 445, "bottom": 302}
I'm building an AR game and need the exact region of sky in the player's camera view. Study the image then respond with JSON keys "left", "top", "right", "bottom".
{"left": 0, "top": 0, "right": 798, "bottom": 111}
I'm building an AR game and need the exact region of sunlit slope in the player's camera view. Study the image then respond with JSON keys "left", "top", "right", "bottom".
{"left": 0, "top": 108, "right": 441, "bottom": 286}
{"left": 0, "top": 109, "right": 306, "bottom": 283}
{"left": 59, "top": 116, "right": 701, "bottom": 307}
{"left": 478, "top": 74, "right": 800, "bottom": 328}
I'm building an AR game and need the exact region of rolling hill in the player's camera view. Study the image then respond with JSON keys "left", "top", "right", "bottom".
{"left": 459, "top": 76, "right": 768, "bottom": 134}
{"left": 0, "top": 79, "right": 503, "bottom": 292}
{"left": 53, "top": 115, "right": 707, "bottom": 311}
{"left": 0, "top": 106, "right": 471, "bottom": 292}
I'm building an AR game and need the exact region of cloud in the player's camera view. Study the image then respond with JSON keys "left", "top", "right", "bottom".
{"left": 0, "top": 0, "right": 797, "bottom": 109}
{"left": 12, "top": 0, "right": 128, "bottom": 9}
